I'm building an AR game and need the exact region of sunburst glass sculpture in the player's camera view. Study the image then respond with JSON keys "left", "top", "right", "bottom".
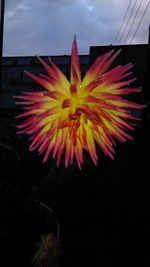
{"left": 14, "top": 37, "right": 143, "bottom": 168}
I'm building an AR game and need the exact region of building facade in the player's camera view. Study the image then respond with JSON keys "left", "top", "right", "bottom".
{"left": 1, "top": 43, "right": 149, "bottom": 109}
{"left": 1, "top": 55, "right": 89, "bottom": 108}
{"left": 90, "top": 44, "right": 149, "bottom": 104}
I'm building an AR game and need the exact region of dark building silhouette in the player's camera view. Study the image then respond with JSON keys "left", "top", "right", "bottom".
{"left": 90, "top": 44, "right": 149, "bottom": 102}
{"left": 0, "top": 55, "right": 89, "bottom": 108}
{"left": 1, "top": 42, "right": 150, "bottom": 109}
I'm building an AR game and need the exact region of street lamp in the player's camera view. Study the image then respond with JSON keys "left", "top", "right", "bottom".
{"left": 0, "top": 0, "right": 5, "bottom": 91}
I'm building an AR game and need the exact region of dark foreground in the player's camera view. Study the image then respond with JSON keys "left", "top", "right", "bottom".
{"left": 0, "top": 109, "right": 150, "bottom": 267}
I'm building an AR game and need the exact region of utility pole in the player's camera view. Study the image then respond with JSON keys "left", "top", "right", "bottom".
{"left": 148, "top": 25, "right": 150, "bottom": 45}
{"left": 148, "top": 25, "right": 150, "bottom": 68}
{"left": 148, "top": 25, "right": 150, "bottom": 101}
{"left": 0, "top": 0, "right": 5, "bottom": 91}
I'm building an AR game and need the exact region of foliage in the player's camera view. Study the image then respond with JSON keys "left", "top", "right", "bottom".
{"left": 32, "top": 233, "right": 60, "bottom": 267}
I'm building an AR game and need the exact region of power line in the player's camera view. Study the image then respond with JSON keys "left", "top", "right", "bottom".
{"left": 113, "top": 0, "right": 132, "bottom": 43}
{"left": 117, "top": 0, "right": 138, "bottom": 44}
{"left": 130, "top": 0, "right": 150, "bottom": 44}
{"left": 124, "top": 0, "right": 144, "bottom": 44}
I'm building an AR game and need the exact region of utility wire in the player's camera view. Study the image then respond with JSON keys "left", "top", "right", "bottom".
{"left": 113, "top": 0, "right": 132, "bottom": 43}
{"left": 117, "top": 0, "right": 138, "bottom": 44}
{"left": 124, "top": 0, "right": 144, "bottom": 44}
{"left": 130, "top": 0, "right": 150, "bottom": 43}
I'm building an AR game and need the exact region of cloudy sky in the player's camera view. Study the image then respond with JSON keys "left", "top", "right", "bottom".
{"left": 3, "top": 0, "right": 150, "bottom": 56}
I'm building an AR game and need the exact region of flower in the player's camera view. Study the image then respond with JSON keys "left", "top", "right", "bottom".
{"left": 32, "top": 234, "right": 59, "bottom": 267}
{"left": 14, "top": 37, "right": 143, "bottom": 168}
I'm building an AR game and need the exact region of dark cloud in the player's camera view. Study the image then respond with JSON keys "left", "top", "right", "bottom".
{"left": 3, "top": 0, "right": 149, "bottom": 56}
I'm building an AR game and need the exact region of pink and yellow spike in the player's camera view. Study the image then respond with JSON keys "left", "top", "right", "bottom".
{"left": 14, "top": 37, "right": 143, "bottom": 169}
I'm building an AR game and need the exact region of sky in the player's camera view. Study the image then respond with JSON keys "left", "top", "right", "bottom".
{"left": 3, "top": 0, "right": 150, "bottom": 56}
